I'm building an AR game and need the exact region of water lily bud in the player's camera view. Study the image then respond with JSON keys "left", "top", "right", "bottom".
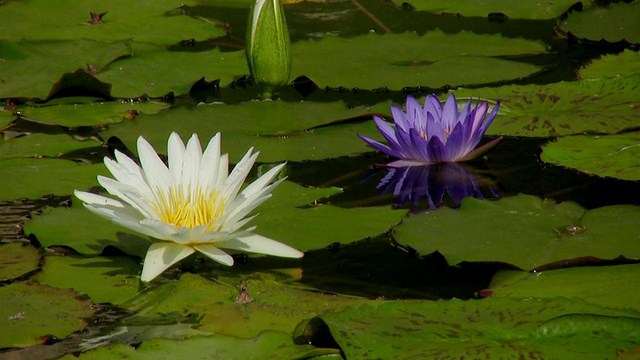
{"left": 246, "top": 0, "right": 292, "bottom": 97}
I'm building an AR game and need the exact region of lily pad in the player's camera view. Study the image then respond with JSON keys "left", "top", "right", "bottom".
{"left": 0, "top": 158, "right": 106, "bottom": 201}
{"left": 393, "top": 0, "right": 587, "bottom": 19}
{"left": 317, "top": 297, "right": 640, "bottom": 359}
{"left": 560, "top": 1, "right": 640, "bottom": 43}
{"left": 0, "top": 0, "right": 222, "bottom": 44}
{"left": 24, "top": 180, "right": 403, "bottom": 257}
{"left": 580, "top": 49, "right": 640, "bottom": 79}
{"left": 292, "top": 30, "right": 545, "bottom": 90}
{"left": 35, "top": 255, "right": 140, "bottom": 305}
{"left": 392, "top": 194, "right": 640, "bottom": 270}
{"left": 452, "top": 74, "right": 640, "bottom": 137}
{"left": 17, "top": 100, "right": 171, "bottom": 127}
{"left": 253, "top": 181, "right": 407, "bottom": 251}
{"left": 101, "top": 100, "right": 388, "bottom": 163}
{"left": 540, "top": 132, "right": 640, "bottom": 181}
{"left": 0, "top": 134, "right": 98, "bottom": 160}
{"left": 122, "top": 273, "right": 374, "bottom": 338}
{"left": 0, "top": 39, "right": 131, "bottom": 99}
{"left": 63, "top": 331, "right": 326, "bottom": 360}
{"left": 490, "top": 264, "right": 640, "bottom": 312}
{"left": 93, "top": 42, "right": 247, "bottom": 98}
{"left": 0, "top": 242, "right": 41, "bottom": 282}
{"left": 24, "top": 200, "right": 151, "bottom": 257}
{"left": 0, "top": 281, "right": 94, "bottom": 348}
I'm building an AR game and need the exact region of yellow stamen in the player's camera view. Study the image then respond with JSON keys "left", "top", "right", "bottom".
{"left": 153, "top": 185, "right": 225, "bottom": 231}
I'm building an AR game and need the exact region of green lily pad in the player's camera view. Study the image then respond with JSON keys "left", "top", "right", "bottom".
{"left": 0, "top": 0, "right": 222, "bottom": 44}
{"left": 490, "top": 264, "right": 640, "bottom": 312}
{"left": 580, "top": 49, "right": 640, "bottom": 79}
{"left": 35, "top": 255, "right": 140, "bottom": 305}
{"left": 560, "top": 1, "right": 640, "bottom": 43}
{"left": 102, "top": 100, "right": 388, "bottom": 163}
{"left": 253, "top": 181, "right": 406, "bottom": 251}
{"left": 292, "top": 30, "right": 545, "bottom": 90}
{"left": 317, "top": 297, "right": 640, "bottom": 359}
{"left": 0, "top": 281, "right": 94, "bottom": 348}
{"left": 0, "top": 158, "right": 106, "bottom": 201}
{"left": 122, "top": 273, "right": 374, "bottom": 338}
{"left": 452, "top": 74, "right": 640, "bottom": 137}
{"left": 0, "top": 242, "right": 41, "bottom": 282}
{"left": 392, "top": 194, "right": 640, "bottom": 270}
{"left": 25, "top": 180, "right": 403, "bottom": 257}
{"left": 63, "top": 331, "right": 328, "bottom": 360}
{"left": 540, "top": 132, "right": 640, "bottom": 181}
{"left": 24, "top": 200, "right": 151, "bottom": 257}
{"left": 93, "top": 42, "right": 247, "bottom": 98}
{"left": 0, "top": 134, "right": 98, "bottom": 160}
{"left": 0, "top": 39, "right": 131, "bottom": 99}
{"left": 394, "top": 0, "right": 587, "bottom": 19}
{"left": 17, "top": 100, "right": 171, "bottom": 127}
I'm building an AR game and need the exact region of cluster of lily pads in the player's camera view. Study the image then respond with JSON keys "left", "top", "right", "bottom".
{"left": 1, "top": 0, "right": 640, "bottom": 359}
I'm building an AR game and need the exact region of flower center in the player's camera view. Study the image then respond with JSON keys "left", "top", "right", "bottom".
{"left": 154, "top": 185, "right": 225, "bottom": 231}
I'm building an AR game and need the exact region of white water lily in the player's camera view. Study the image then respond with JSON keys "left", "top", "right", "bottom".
{"left": 74, "top": 132, "right": 303, "bottom": 282}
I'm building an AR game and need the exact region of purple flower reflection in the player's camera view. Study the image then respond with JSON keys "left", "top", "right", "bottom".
{"left": 377, "top": 163, "right": 499, "bottom": 211}
{"left": 358, "top": 94, "right": 501, "bottom": 167}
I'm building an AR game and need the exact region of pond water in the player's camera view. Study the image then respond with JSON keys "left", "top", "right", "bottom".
{"left": 1, "top": 0, "right": 640, "bottom": 359}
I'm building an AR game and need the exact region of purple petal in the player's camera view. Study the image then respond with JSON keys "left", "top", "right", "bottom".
{"left": 373, "top": 116, "right": 402, "bottom": 150}
{"left": 357, "top": 133, "right": 404, "bottom": 159}
{"left": 461, "top": 136, "right": 503, "bottom": 161}
{"left": 391, "top": 105, "right": 411, "bottom": 133}
{"left": 424, "top": 94, "right": 442, "bottom": 120}
{"left": 442, "top": 122, "right": 471, "bottom": 162}
{"left": 425, "top": 135, "right": 447, "bottom": 163}
{"left": 405, "top": 96, "right": 424, "bottom": 128}
{"left": 441, "top": 93, "right": 459, "bottom": 132}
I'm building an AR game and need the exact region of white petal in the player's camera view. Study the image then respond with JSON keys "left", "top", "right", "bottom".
{"left": 220, "top": 178, "right": 283, "bottom": 229}
{"left": 216, "top": 153, "right": 229, "bottom": 188}
{"left": 193, "top": 244, "right": 234, "bottom": 266}
{"left": 221, "top": 233, "right": 303, "bottom": 258}
{"left": 140, "top": 242, "right": 195, "bottom": 282}
{"left": 198, "top": 133, "right": 221, "bottom": 190}
{"left": 167, "top": 132, "right": 186, "bottom": 183}
{"left": 182, "top": 134, "right": 203, "bottom": 196}
{"left": 74, "top": 190, "right": 124, "bottom": 208}
{"left": 137, "top": 136, "right": 173, "bottom": 197}
{"left": 240, "top": 162, "right": 285, "bottom": 198}
{"left": 104, "top": 155, "right": 153, "bottom": 200}
{"left": 222, "top": 148, "right": 259, "bottom": 201}
{"left": 80, "top": 203, "right": 168, "bottom": 240}
{"left": 98, "top": 176, "right": 156, "bottom": 219}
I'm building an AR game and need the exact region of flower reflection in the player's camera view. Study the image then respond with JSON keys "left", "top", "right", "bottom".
{"left": 376, "top": 162, "right": 499, "bottom": 211}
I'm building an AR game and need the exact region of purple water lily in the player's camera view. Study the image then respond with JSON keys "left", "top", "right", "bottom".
{"left": 358, "top": 94, "right": 501, "bottom": 167}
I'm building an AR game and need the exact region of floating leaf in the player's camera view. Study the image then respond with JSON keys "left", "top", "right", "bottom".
{"left": 0, "top": 40, "right": 131, "bottom": 99}
{"left": 102, "top": 100, "right": 389, "bottom": 163}
{"left": 541, "top": 132, "right": 640, "bottom": 181}
{"left": 64, "top": 331, "right": 326, "bottom": 360}
{"left": 393, "top": 0, "right": 587, "bottom": 19}
{"left": 35, "top": 255, "right": 140, "bottom": 305}
{"left": 0, "top": 281, "right": 94, "bottom": 348}
{"left": 93, "top": 43, "right": 247, "bottom": 98}
{"left": 24, "top": 201, "right": 151, "bottom": 257}
{"left": 0, "top": 158, "right": 106, "bottom": 201}
{"left": 0, "top": 134, "right": 98, "bottom": 160}
{"left": 490, "top": 264, "right": 640, "bottom": 312}
{"left": 560, "top": 1, "right": 640, "bottom": 43}
{"left": 17, "top": 100, "right": 170, "bottom": 127}
{"left": 317, "top": 297, "right": 640, "bottom": 359}
{"left": 0, "top": 242, "right": 41, "bottom": 282}
{"left": 122, "top": 273, "right": 374, "bottom": 339}
{"left": 392, "top": 194, "right": 640, "bottom": 270}
{"left": 252, "top": 181, "right": 406, "bottom": 251}
{"left": 0, "top": 0, "right": 222, "bottom": 44}
{"left": 292, "top": 30, "right": 545, "bottom": 90}
{"left": 453, "top": 75, "right": 640, "bottom": 137}
{"left": 580, "top": 49, "right": 640, "bottom": 79}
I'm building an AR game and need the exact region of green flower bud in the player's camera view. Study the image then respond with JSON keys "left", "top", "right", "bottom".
{"left": 246, "top": 0, "right": 292, "bottom": 98}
